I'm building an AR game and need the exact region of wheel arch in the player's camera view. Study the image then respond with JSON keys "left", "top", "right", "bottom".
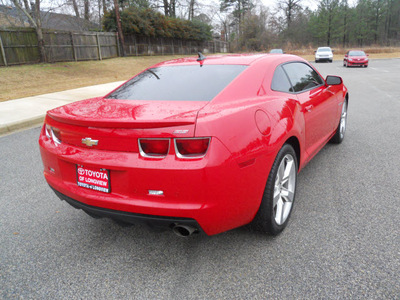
{"left": 284, "top": 136, "right": 301, "bottom": 170}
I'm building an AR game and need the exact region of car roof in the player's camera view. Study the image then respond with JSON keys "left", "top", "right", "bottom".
{"left": 150, "top": 53, "right": 303, "bottom": 68}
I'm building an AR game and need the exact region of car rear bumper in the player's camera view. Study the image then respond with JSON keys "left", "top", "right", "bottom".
{"left": 50, "top": 186, "right": 202, "bottom": 232}
{"left": 39, "top": 126, "right": 271, "bottom": 236}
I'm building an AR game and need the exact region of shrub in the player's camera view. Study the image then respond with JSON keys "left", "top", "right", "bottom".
{"left": 103, "top": 8, "right": 212, "bottom": 41}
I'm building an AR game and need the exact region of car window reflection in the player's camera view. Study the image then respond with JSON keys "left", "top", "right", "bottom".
{"left": 107, "top": 65, "right": 247, "bottom": 102}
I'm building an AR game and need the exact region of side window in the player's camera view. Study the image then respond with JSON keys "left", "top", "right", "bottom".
{"left": 271, "top": 65, "right": 293, "bottom": 93}
{"left": 282, "top": 62, "right": 324, "bottom": 92}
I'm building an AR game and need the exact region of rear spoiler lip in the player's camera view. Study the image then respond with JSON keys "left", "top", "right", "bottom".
{"left": 46, "top": 113, "right": 195, "bottom": 129}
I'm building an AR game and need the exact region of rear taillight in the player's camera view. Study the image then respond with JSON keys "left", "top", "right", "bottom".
{"left": 45, "top": 124, "right": 61, "bottom": 145}
{"left": 138, "top": 138, "right": 170, "bottom": 158}
{"left": 174, "top": 138, "right": 210, "bottom": 158}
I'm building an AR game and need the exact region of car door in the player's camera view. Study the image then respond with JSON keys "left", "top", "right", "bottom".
{"left": 282, "top": 62, "right": 338, "bottom": 157}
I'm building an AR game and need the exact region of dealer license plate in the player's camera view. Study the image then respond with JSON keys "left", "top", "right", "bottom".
{"left": 76, "top": 165, "right": 110, "bottom": 193}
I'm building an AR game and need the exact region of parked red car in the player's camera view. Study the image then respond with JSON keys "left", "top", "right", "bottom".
{"left": 39, "top": 54, "right": 348, "bottom": 237}
{"left": 343, "top": 50, "right": 369, "bottom": 67}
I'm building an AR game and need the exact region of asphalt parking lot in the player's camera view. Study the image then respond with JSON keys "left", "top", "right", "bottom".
{"left": 1, "top": 58, "right": 399, "bottom": 299}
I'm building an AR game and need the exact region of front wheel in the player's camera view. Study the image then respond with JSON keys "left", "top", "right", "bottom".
{"left": 253, "top": 144, "right": 298, "bottom": 235}
{"left": 330, "top": 101, "right": 347, "bottom": 144}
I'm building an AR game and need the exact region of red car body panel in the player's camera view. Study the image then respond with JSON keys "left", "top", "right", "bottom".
{"left": 39, "top": 54, "right": 348, "bottom": 235}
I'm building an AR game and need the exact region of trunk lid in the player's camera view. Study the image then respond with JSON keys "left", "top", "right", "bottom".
{"left": 48, "top": 97, "right": 207, "bottom": 129}
{"left": 46, "top": 97, "right": 208, "bottom": 152}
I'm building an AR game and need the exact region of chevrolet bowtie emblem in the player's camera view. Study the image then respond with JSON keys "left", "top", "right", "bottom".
{"left": 82, "top": 137, "right": 98, "bottom": 147}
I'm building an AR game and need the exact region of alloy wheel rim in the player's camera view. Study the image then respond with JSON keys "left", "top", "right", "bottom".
{"left": 273, "top": 154, "right": 296, "bottom": 225}
{"left": 340, "top": 102, "right": 347, "bottom": 138}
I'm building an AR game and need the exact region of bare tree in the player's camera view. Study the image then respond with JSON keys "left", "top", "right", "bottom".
{"left": 11, "top": 0, "right": 46, "bottom": 62}
{"left": 188, "top": 0, "right": 195, "bottom": 20}
{"left": 113, "top": 0, "right": 125, "bottom": 56}
{"left": 102, "top": 0, "right": 107, "bottom": 15}
{"left": 277, "top": 0, "right": 302, "bottom": 29}
{"left": 70, "top": 0, "right": 80, "bottom": 17}
{"left": 84, "top": 0, "right": 90, "bottom": 20}
{"left": 161, "top": 0, "right": 176, "bottom": 17}
{"left": 220, "top": 0, "right": 253, "bottom": 38}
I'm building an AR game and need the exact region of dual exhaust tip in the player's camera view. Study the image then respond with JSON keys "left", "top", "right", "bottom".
{"left": 172, "top": 224, "right": 198, "bottom": 237}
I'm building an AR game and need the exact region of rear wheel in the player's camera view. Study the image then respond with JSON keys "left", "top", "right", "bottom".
{"left": 253, "top": 144, "right": 298, "bottom": 235}
{"left": 330, "top": 101, "right": 347, "bottom": 144}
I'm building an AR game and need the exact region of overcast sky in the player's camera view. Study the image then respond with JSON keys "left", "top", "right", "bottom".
{"left": 35, "top": 0, "right": 358, "bottom": 21}
{"left": 260, "top": 0, "right": 319, "bottom": 11}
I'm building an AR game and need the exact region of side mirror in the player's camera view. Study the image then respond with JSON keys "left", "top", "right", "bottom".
{"left": 326, "top": 75, "right": 342, "bottom": 85}
{"left": 314, "top": 50, "right": 317, "bottom": 53}
{"left": 332, "top": 49, "right": 335, "bottom": 52}
{"left": 344, "top": 54, "right": 348, "bottom": 57}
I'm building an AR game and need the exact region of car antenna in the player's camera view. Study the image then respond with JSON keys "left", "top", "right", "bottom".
{"left": 197, "top": 52, "right": 206, "bottom": 66}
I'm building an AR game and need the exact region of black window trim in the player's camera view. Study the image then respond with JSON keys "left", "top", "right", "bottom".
{"left": 271, "top": 61, "right": 325, "bottom": 94}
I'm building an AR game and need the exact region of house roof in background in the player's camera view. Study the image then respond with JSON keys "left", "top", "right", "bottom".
{"left": 0, "top": 4, "right": 99, "bottom": 31}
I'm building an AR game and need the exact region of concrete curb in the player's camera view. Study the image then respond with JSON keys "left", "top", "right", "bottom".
{"left": 0, "top": 116, "right": 45, "bottom": 135}
{"left": 0, "top": 81, "right": 125, "bottom": 136}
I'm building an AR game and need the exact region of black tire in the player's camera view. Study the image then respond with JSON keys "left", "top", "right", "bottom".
{"left": 253, "top": 144, "right": 298, "bottom": 235}
{"left": 330, "top": 100, "right": 347, "bottom": 144}
{"left": 329, "top": 59, "right": 333, "bottom": 63}
{"left": 315, "top": 59, "right": 318, "bottom": 63}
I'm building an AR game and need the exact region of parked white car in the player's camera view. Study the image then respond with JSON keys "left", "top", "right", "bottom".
{"left": 315, "top": 47, "right": 333, "bottom": 63}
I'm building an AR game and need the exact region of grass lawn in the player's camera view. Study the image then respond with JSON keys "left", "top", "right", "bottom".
{"left": 1, "top": 50, "right": 399, "bottom": 102}
{"left": 0, "top": 55, "right": 190, "bottom": 102}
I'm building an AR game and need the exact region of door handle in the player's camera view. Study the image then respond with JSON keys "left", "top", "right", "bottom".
{"left": 305, "top": 105, "right": 313, "bottom": 112}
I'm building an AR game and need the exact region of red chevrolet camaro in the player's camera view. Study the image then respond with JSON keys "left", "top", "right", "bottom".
{"left": 343, "top": 50, "right": 369, "bottom": 67}
{"left": 39, "top": 54, "right": 348, "bottom": 237}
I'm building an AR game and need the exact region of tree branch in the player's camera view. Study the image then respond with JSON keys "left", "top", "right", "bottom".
{"left": 11, "top": 0, "right": 37, "bottom": 27}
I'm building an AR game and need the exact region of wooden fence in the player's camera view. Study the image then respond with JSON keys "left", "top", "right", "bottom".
{"left": 0, "top": 28, "right": 229, "bottom": 67}
{"left": 124, "top": 35, "right": 229, "bottom": 56}
{"left": 0, "top": 29, "right": 118, "bottom": 66}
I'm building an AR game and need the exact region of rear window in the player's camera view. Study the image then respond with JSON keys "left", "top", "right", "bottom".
{"left": 107, "top": 65, "right": 247, "bottom": 101}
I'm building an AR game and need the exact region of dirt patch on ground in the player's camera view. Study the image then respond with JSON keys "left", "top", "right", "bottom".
{"left": 1, "top": 50, "right": 399, "bottom": 102}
